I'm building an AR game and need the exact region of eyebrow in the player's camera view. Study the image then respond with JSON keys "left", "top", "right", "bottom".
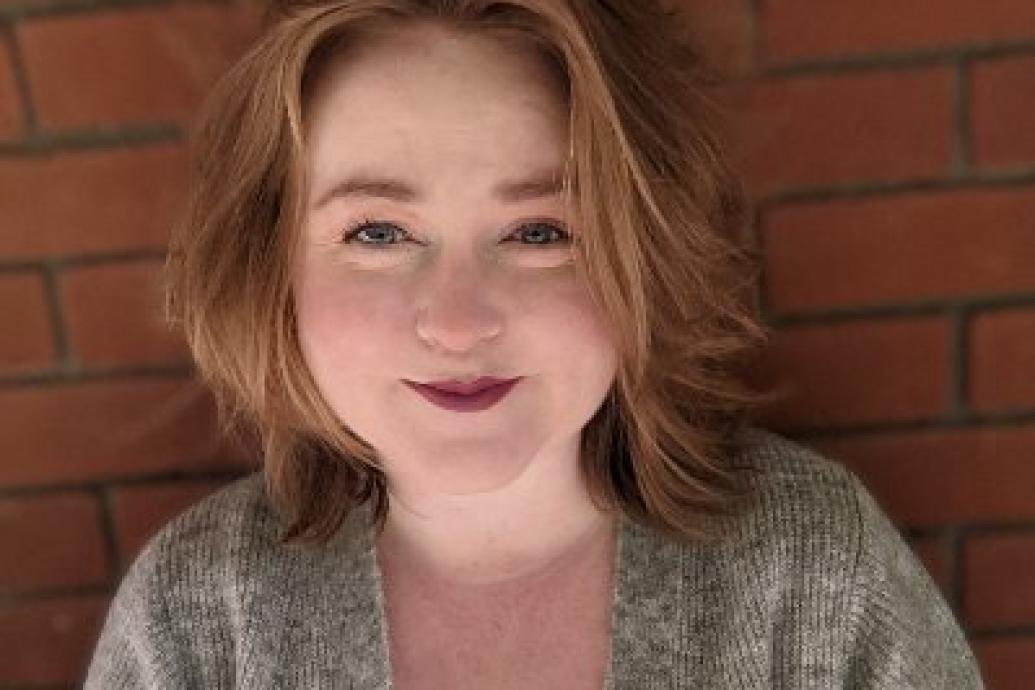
{"left": 312, "top": 168, "right": 569, "bottom": 208}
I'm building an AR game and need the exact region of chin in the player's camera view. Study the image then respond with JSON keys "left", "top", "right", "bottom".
{"left": 389, "top": 442, "right": 538, "bottom": 496}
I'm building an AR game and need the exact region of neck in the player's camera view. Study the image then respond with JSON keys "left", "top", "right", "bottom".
{"left": 374, "top": 449, "right": 617, "bottom": 590}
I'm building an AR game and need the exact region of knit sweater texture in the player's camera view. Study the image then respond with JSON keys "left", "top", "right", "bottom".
{"left": 84, "top": 428, "right": 985, "bottom": 688}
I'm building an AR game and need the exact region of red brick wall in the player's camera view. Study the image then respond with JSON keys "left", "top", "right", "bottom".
{"left": 0, "top": 0, "right": 261, "bottom": 685}
{"left": 680, "top": 1, "right": 1035, "bottom": 687}
{"left": 0, "top": 0, "right": 1031, "bottom": 686}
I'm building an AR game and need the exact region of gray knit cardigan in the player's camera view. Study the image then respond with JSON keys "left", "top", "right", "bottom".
{"left": 84, "top": 428, "right": 986, "bottom": 688}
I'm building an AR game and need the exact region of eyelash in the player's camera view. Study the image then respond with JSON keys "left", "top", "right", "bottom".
{"left": 339, "top": 218, "right": 572, "bottom": 249}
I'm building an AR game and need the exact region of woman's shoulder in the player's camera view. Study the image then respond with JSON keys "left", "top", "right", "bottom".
{"left": 723, "top": 426, "right": 869, "bottom": 542}
{"left": 730, "top": 426, "right": 858, "bottom": 492}
{"left": 128, "top": 472, "right": 273, "bottom": 579}
{"left": 102, "top": 472, "right": 279, "bottom": 623}
{"left": 722, "top": 426, "right": 928, "bottom": 571}
{"left": 621, "top": 426, "right": 880, "bottom": 600}
{"left": 705, "top": 426, "right": 919, "bottom": 600}
{"left": 84, "top": 473, "right": 274, "bottom": 687}
{"left": 116, "top": 470, "right": 376, "bottom": 595}
{"left": 723, "top": 427, "right": 983, "bottom": 686}
{"left": 86, "top": 471, "right": 383, "bottom": 687}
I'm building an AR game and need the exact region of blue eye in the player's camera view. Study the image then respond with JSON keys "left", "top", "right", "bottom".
{"left": 340, "top": 220, "right": 410, "bottom": 248}
{"left": 339, "top": 219, "right": 572, "bottom": 248}
{"left": 511, "top": 221, "right": 571, "bottom": 246}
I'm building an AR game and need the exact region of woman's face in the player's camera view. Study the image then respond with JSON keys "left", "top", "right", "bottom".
{"left": 294, "top": 23, "right": 618, "bottom": 497}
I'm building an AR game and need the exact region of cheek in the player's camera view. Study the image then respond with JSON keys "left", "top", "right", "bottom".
{"left": 528, "top": 280, "right": 618, "bottom": 372}
{"left": 294, "top": 268, "right": 403, "bottom": 369}
{"left": 546, "top": 277, "right": 614, "bottom": 341}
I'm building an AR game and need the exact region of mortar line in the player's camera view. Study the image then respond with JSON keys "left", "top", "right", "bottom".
{"left": 39, "top": 259, "right": 75, "bottom": 369}
{"left": 952, "top": 56, "right": 975, "bottom": 176}
{"left": 0, "top": 17, "right": 38, "bottom": 135}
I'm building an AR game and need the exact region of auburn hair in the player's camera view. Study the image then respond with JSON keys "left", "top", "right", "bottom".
{"left": 165, "top": 0, "right": 768, "bottom": 548}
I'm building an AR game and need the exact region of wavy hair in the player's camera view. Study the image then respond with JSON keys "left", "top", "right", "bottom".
{"left": 165, "top": 0, "right": 768, "bottom": 548}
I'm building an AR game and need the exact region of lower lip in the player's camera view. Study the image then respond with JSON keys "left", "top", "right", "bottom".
{"left": 406, "top": 379, "right": 521, "bottom": 412}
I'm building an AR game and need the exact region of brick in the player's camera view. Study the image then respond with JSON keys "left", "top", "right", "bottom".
{"left": 762, "top": 186, "right": 1035, "bottom": 313}
{"left": 0, "top": 272, "right": 54, "bottom": 372}
{"left": 0, "top": 492, "right": 106, "bottom": 591}
{"left": 661, "top": 0, "right": 756, "bottom": 76}
{"left": 751, "top": 317, "right": 951, "bottom": 429}
{"left": 816, "top": 425, "right": 1035, "bottom": 528}
{"left": 727, "top": 68, "right": 954, "bottom": 195}
{"left": 0, "top": 144, "right": 187, "bottom": 259}
{"left": 964, "top": 531, "right": 1035, "bottom": 630}
{"left": 971, "top": 308, "right": 1035, "bottom": 413}
{"left": 0, "top": 378, "right": 245, "bottom": 488}
{"left": 62, "top": 259, "right": 189, "bottom": 367}
{"left": 764, "top": 0, "right": 1035, "bottom": 64}
{"left": 0, "top": 595, "right": 107, "bottom": 685}
{"left": 0, "top": 45, "right": 20, "bottom": 138}
{"left": 19, "top": 2, "right": 261, "bottom": 129}
{"left": 909, "top": 534, "right": 954, "bottom": 601}
{"left": 111, "top": 479, "right": 226, "bottom": 566}
{"left": 975, "top": 638, "right": 1035, "bottom": 690}
{"left": 972, "top": 55, "right": 1035, "bottom": 170}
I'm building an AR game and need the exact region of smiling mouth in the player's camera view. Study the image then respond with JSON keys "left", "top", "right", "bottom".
{"left": 405, "top": 378, "right": 521, "bottom": 413}
{"left": 416, "top": 377, "right": 517, "bottom": 395}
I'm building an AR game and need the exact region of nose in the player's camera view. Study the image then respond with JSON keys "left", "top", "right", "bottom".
{"left": 414, "top": 262, "right": 504, "bottom": 353}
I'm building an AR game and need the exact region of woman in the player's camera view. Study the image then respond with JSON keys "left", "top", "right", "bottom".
{"left": 85, "top": 0, "right": 985, "bottom": 688}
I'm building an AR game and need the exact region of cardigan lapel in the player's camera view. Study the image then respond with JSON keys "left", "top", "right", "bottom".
{"left": 245, "top": 499, "right": 394, "bottom": 689}
{"left": 335, "top": 510, "right": 700, "bottom": 690}
{"left": 281, "top": 504, "right": 705, "bottom": 689}
{"left": 604, "top": 515, "right": 689, "bottom": 689}
{"left": 319, "top": 501, "right": 394, "bottom": 688}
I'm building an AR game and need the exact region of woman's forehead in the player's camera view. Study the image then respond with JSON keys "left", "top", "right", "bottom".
{"left": 302, "top": 26, "right": 569, "bottom": 190}
{"left": 303, "top": 21, "right": 567, "bottom": 127}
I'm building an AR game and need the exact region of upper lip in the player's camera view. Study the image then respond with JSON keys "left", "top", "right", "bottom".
{"left": 410, "top": 377, "right": 518, "bottom": 394}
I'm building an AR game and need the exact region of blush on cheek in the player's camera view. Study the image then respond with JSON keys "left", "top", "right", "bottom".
{"left": 299, "top": 279, "right": 405, "bottom": 364}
